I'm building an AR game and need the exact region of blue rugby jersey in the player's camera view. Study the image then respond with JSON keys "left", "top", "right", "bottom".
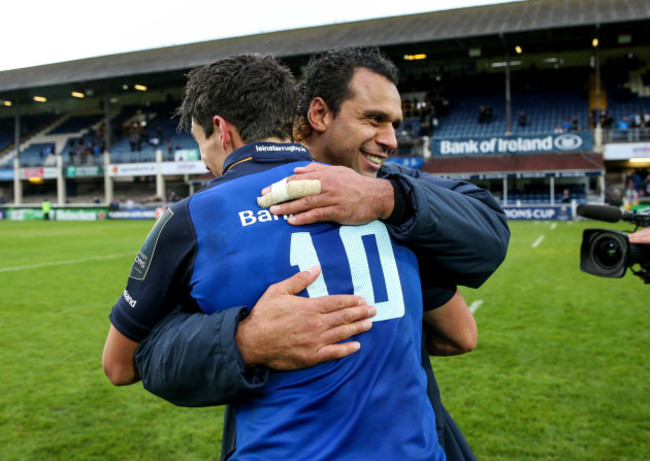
{"left": 110, "top": 142, "right": 444, "bottom": 461}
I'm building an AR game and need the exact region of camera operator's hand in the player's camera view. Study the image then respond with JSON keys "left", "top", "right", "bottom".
{"left": 629, "top": 227, "right": 650, "bottom": 244}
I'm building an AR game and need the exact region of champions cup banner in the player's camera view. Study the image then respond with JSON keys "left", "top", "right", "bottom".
{"left": 432, "top": 132, "right": 593, "bottom": 156}
{"left": 502, "top": 205, "right": 572, "bottom": 221}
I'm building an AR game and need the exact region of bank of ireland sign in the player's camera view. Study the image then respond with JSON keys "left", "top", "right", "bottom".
{"left": 432, "top": 132, "right": 591, "bottom": 156}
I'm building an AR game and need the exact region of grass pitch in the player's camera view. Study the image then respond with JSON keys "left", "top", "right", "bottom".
{"left": 0, "top": 219, "right": 648, "bottom": 460}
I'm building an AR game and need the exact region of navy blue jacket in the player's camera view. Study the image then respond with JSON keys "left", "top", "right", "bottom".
{"left": 134, "top": 155, "right": 509, "bottom": 461}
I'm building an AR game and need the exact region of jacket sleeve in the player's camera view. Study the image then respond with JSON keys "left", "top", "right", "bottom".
{"left": 379, "top": 162, "right": 510, "bottom": 288}
{"left": 135, "top": 306, "right": 269, "bottom": 407}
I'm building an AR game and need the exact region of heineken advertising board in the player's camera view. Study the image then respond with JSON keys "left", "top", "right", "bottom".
{"left": 3, "top": 208, "right": 108, "bottom": 221}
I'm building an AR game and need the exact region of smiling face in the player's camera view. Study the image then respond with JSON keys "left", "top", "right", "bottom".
{"left": 314, "top": 68, "right": 402, "bottom": 178}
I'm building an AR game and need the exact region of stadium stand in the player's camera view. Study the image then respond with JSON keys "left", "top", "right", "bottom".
{"left": 0, "top": 0, "right": 649, "bottom": 208}
{"left": 0, "top": 123, "right": 13, "bottom": 153}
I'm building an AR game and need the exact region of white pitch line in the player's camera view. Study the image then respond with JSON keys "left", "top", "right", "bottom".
{"left": 469, "top": 300, "right": 483, "bottom": 314}
{"left": 550, "top": 222, "right": 557, "bottom": 230}
{"left": 0, "top": 252, "right": 134, "bottom": 273}
{"left": 532, "top": 235, "right": 545, "bottom": 248}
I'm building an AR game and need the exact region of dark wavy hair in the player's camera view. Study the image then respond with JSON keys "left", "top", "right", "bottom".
{"left": 176, "top": 54, "right": 296, "bottom": 143}
{"left": 294, "top": 47, "right": 398, "bottom": 143}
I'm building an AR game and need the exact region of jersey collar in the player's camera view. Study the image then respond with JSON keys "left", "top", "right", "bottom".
{"left": 222, "top": 142, "right": 313, "bottom": 175}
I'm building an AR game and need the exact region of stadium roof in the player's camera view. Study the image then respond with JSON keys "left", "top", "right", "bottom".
{"left": 1, "top": 0, "right": 649, "bottom": 97}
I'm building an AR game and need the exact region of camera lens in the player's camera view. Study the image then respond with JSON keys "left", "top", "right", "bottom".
{"left": 580, "top": 229, "right": 630, "bottom": 278}
{"left": 593, "top": 237, "right": 622, "bottom": 268}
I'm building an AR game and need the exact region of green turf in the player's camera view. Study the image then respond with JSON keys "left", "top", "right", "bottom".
{"left": 439, "top": 220, "right": 650, "bottom": 460}
{"left": 0, "top": 221, "right": 223, "bottom": 461}
{"left": 0, "top": 219, "right": 648, "bottom": 459}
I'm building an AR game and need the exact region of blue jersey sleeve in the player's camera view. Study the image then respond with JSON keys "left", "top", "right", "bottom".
{"left": 108, "top": 202, "right": 198, "bottom": 342}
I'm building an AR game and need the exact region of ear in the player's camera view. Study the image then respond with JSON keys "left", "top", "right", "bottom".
{"left": 214, "top": 115, "right": 246, "bottom": 151}
{"left": 213, "top": 116, "right": 231, "bottom": 150}
{"left": 307, "top": 97, "right": 332, "bottom": 134}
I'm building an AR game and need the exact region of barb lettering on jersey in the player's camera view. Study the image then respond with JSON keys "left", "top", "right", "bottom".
{"left": 239, "top": 209, "right": 292, "bottom": 227}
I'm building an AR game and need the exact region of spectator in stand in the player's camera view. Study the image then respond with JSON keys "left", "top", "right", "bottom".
{"left": 628, "top": 170, "right": 644, "bottom": 190}
{"left": 625, "top": 177, "right": 639, "bottom": 207}
{"left": 638, "top": 174, "right": 648, "bottom": 197}
{"left": 399, "top": 121, "right": 415, "bottom": 139}
{"left": 75, "top": 140, "right": 84, "bottom": 161}
{"left": 44, "top": 149, "right": 56, "bottom": 167}
{"left": 595, "top": 109, "right": 614, "bottom": 129}
{"left": 618, "top": 116, "right": 630, "bottom": 131}
{"left": 518, "top": 111, "right": 527, "bottom": 127}
{"left": 561, "top": 117, "right": 572, "bottom": 132}
{"left": 642, "top": 110, "right": 650, "bottom": 127}
{"left": 129, "top": 126, "right": 141, "bottom": 152}
{"left": 561, "top": 188, "right": 571, "bottom": 203}
{"left": 68, "top": 139, "right": 76, "bottom": 164}
{"left": 604, "top": 111, "right": 614, "bottom": 128}
{"left": 554, "top": 125, "right": 563, "bottom": 134}
{"left": 419, "top": 108, "right": 435, "bottom": 137}
{"left": 571, "top": 116, "right": 579, "bottom": 131}
{"left": 478, "top": 105, "right": 486, "bottom": 123}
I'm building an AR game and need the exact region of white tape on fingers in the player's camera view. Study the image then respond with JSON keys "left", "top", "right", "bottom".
{"left": 271, "top": 177, "right": 290, "bottom": 204}
{"left": 257, "top": 179, "right": 321, "bottom": 208}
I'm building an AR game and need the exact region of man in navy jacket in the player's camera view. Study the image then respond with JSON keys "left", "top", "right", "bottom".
{"left": 129, "top": 48, "right": 510, "bottom": 460}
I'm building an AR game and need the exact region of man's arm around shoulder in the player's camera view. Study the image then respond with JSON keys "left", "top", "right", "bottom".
{"left": 135, "top": 267, "right": 375, "bottom": 407}
{"left": 135, "top": 306, "right": 267, "bottom": 407}
{"left": 380, "top": 162, "right": 510, "bottom": 288}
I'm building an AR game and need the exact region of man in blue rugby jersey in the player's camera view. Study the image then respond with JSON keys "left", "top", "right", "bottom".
{"left": 104, "top": 53, "right": 446, "bottom": 460}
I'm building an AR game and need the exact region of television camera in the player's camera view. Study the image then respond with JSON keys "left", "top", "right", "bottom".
{"left": 577, "top": 204, "right": 650, "bottom": 284}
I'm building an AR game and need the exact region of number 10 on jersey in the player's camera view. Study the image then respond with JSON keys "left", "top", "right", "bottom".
{"left": 290, "top": 222, "right": 405, "bottom": 322}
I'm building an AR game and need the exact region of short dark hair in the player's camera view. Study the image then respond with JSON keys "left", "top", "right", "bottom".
{"left": 176, "top": 54, "right": 296, "bottom": 143}
{"left": 294, "top": 47, "right": 399, "bottom": 141}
